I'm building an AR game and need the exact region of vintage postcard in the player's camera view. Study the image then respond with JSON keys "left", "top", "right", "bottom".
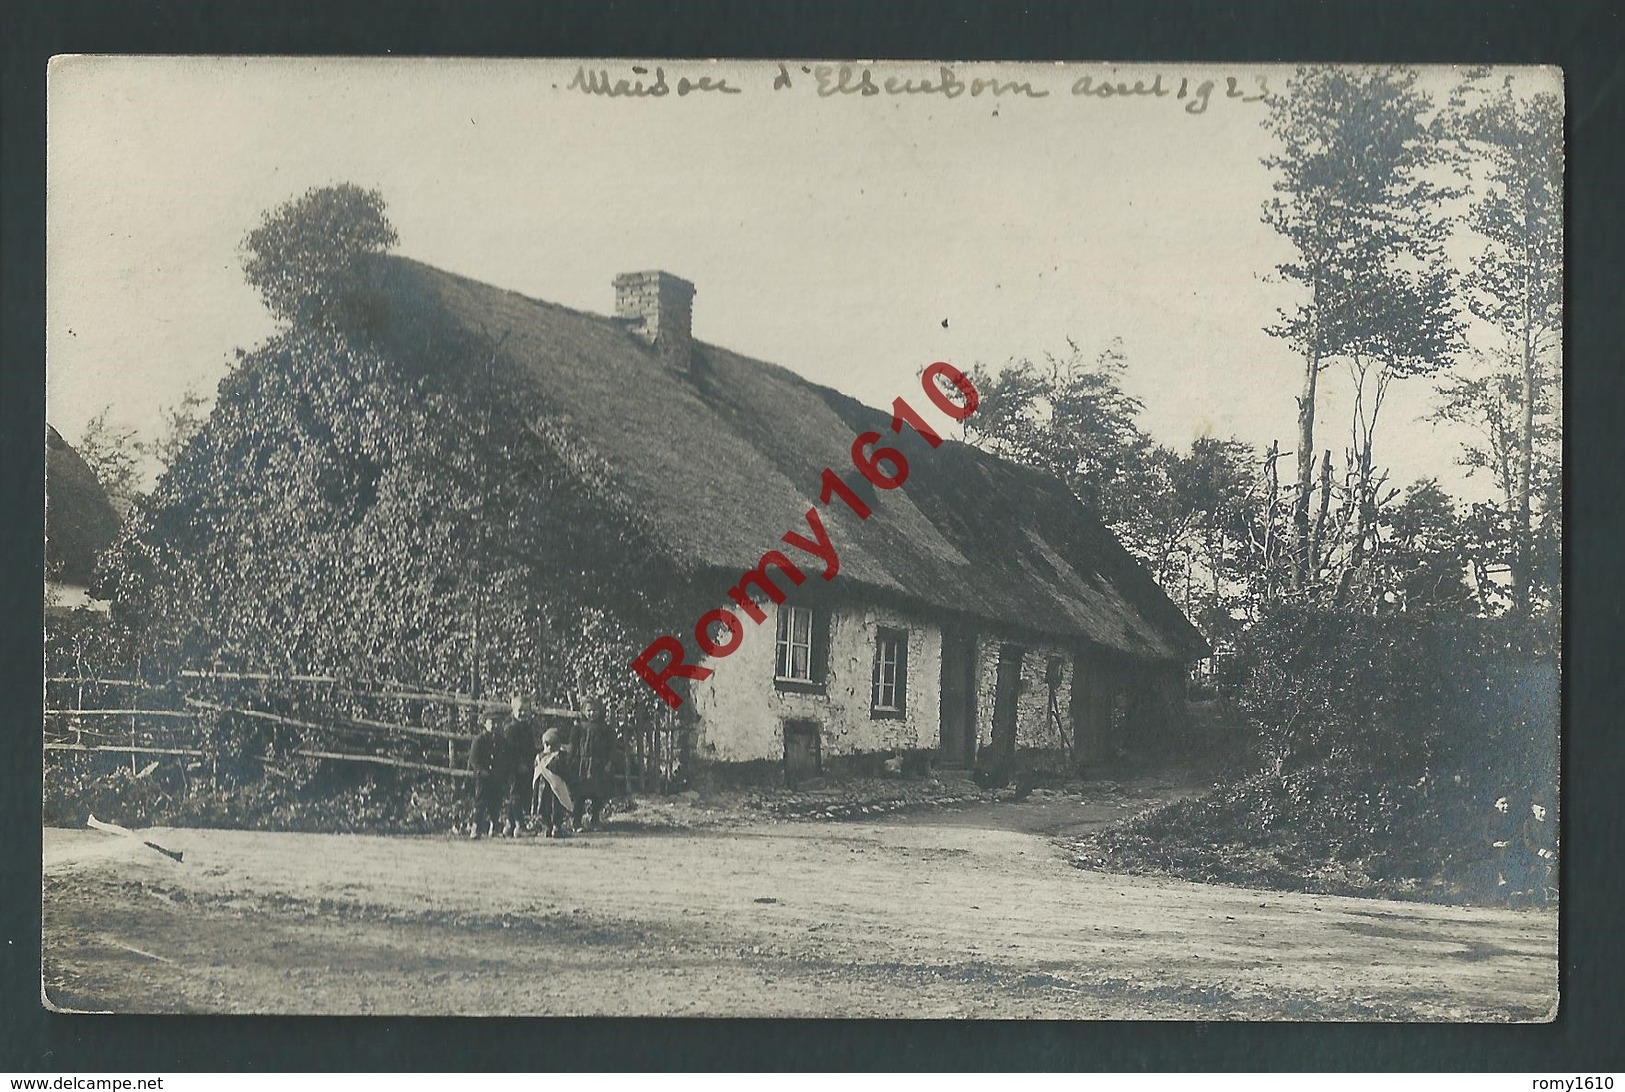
{"left": 43, "top": 58, "right": 1560, "bottom": 1019}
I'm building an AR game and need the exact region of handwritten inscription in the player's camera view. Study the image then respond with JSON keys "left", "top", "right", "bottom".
{"left": 1070, "top": 73, "right": 1268, "bottom": 114}
{"left": 805, "top": 64, "right": 1049, "bottom": 99}
{"left": 567, "top": 65, "right": 741, "bottom": 98}
{"left": 565, "top": 63, "right": 1268, "bottom": 114}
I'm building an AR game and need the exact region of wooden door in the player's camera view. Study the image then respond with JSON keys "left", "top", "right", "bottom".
{"left": 1070, "top": 653, "right": 1104, "bottom": 764}
{"left": 990, "top": 644, "right": 1025, "bottom": 764}
{"left": 938, "top": 631, "right": 977, "bottom": 768}
{"left": 782, "top": 719, "right": 822, "bottom": 788}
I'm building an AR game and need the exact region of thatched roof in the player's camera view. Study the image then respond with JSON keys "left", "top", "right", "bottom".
{"left": 365, "top": 257, "right": 1209, "bottom": 662}
{"left": 45, "top": 424, "right": 120, "bottom": 586}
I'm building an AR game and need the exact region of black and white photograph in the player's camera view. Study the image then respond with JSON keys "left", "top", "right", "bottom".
{"left": 42, "top": 57, "right": 1561, "bottom": 1020}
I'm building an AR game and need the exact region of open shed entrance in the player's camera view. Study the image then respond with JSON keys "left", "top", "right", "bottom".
{"left": 938, "top": 630, "right": 977, "bottom": 768}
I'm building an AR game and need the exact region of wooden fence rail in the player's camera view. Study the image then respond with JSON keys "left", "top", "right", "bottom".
{"left": 340, "top": 713, "right": 469, "bottom": 742}
{"left": 47, "top": 726, "right": 151, "bottom": 743}
{"left": 178, "top": 670, "right": 341, "bottom": 684}
{"left": 183, "top": 697, "right": 475, "bottom": 743}
{"left": 183, "top": 697, "right": 471, "bottom": 777}
{"left": 170, "top": 670, "right": 587, "bottom": 719}
{"left": 43, "top": 708, "right": 197, "bottom": 719}
{"left": 42, "top": 666, "right": 661, "bottom": 787}
{"left": 291, "top": 749, "right": 472, "bottom": 777}
{"left": 47, "top": 675, "right": 587, "bottom": 716}
{"left": 44, "top": 743, "right": 205, "bottom": 757}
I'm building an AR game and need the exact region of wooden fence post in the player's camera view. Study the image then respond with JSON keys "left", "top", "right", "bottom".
{"left": 129, "top": 656, "right": 140, "bottom": 775}
{"left": 74, "top": 655, "right": 86, "bottom": 749}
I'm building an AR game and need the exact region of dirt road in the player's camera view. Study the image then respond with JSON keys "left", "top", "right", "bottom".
{"left": 41, "top": 800, "right": 1557, "bottom": 1019}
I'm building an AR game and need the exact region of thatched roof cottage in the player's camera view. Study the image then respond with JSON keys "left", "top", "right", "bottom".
{"left": 360, "top": 258, "right": 1208, "bottom": 780}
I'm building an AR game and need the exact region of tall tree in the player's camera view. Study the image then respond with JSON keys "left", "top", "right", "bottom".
{"left": 965, "top": 339, "right": 1156, "bottom": 551}
{"left": 1434, "top": 77, "right": 1562, "bottom": 617}
{"left": 1330, "top": 253, "right": 1462, "bottom": 602}
{"left": 1150, "top": 437, "right": 1259, "bottom": 648}
{"left": 965, "top": 345, "right": 1262, "bottom": 649}
{"left": 1260, "top": 67, "right": 1457, "bottom": 592}
{"left": 1369, "top": 478, "right": 1476, "bottom": 615}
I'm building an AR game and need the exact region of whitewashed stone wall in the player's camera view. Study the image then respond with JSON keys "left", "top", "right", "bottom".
{"left": 687, "top": 600, "right": 943, "bottom": 764}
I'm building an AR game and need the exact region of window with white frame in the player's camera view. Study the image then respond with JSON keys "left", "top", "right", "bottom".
{"left": 775, "top": 604, "right": 816, "bottom": 682}
{"left": 871, "top": 627, "right": 908, "bottom": 717}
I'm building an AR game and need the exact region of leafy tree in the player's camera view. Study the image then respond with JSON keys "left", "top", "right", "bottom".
{"left": 1260, "top": 66, "right": 1460, "bottom": 592}
{"left": 1156, "top": 437, "right": 1260, "bottom": 648}
{"left": 75, "top": 408, "right": 143, "bottom": 518}
{"left": 965, "top": 338, "right": 1156, "bottom": 548}
{"left": 1369, "top": 479, "right": 1476, "bottom": 615}
{"left": 1434, "top": 77, "right": 1563, "bottom": 618}
{"left": 75, "top": 388, "right": 210, "bottom": 519}
{"left": 148, "top": 387, "right": 210, "bottom": 472}
{"left": 965, "top": 344, "right": 1262, "bottom": 652}
{"left": 240, "top": 183, "right": 398, "bottom": 327}
{"left": 1331, "top": 254, "right": 1462, "bottom": 599}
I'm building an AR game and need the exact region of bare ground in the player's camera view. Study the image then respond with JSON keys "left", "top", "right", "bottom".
{"left": 40, "top": 785, "right": 1557, "bottom": 1020}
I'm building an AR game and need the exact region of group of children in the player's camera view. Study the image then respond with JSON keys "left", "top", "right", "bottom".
{"left": 1481, "top": 790, "right": 1558, "bottom": 907}
{"left": 466, "top": 694, "right": 597, "bottom": 839}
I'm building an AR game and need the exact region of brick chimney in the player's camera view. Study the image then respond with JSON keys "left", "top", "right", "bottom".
{"left": 614, "top": 271, "right": 696, "bottom": 368}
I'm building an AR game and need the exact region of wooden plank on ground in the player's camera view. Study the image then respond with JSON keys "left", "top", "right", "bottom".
{"left": 86, "top": 815, "right": 185, "bottom": 862}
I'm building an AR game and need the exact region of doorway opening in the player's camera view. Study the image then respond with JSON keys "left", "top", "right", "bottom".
{"left": 938, "top": 631, "right": 977, "bottom": 768}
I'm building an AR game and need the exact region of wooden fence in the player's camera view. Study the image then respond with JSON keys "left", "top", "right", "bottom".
{"left": 44, "top": 668, "right": 684, "bottom": 792}
{"left": 44, "top": 669, "right": 576, "bottom": 782}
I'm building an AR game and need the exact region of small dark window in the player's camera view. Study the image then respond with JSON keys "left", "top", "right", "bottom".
{"left": 871, "top": 627, "right": 908, "bottom": 718}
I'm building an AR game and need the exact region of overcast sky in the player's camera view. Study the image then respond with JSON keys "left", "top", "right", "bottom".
{"left": 47, "top": 58, "right": 1559, "bottom": 501}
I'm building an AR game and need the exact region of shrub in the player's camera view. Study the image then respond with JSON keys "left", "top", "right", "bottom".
{"left": 1081, "top": 604, "right": 1558, "bottom": 903}
{"left": 1221, "top": 603, "right": 1556, "bottom": 796}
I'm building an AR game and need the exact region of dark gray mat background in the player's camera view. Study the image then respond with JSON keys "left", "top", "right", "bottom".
{"left": 3, "top": 0, "right": 1620, "bottom": 1072}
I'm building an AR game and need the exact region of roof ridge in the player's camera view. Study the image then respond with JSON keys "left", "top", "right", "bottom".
{"left": 393, "top": 255, "right": 1108, "bottom": 496}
